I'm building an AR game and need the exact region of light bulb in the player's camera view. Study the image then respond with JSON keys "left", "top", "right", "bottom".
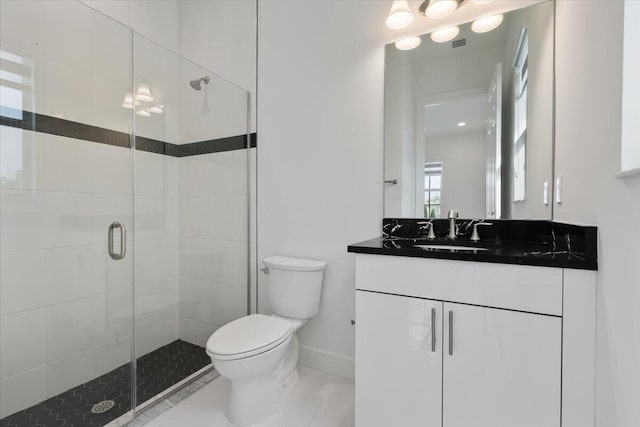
{"left": 134, "top": 83, "right": 154, "bottom": 102}
{"left": 471, "top": 14, "right": 504, "bottom": 33}
{"left": 395, "top": 36, "right": 422, "bottom": 51}
{"left": 430, "top": 26, "right": 460, "bottom": 43}
{"left": 457, "top": 122, "right": 466, "bottom": 127}
{"left": 121, "top": 93, "right": 140, "bottom": 109}
{"left": 147, "top": 105, "right": 164, "bottom": 114}
{"left": 135, "top": 110, "right": 151, "bottom": 117}
{"left": 425, "top": 0, "right": 458, "bottom": 19}
{"left": 385, "top": 0, "right": 414, "bottom": 30}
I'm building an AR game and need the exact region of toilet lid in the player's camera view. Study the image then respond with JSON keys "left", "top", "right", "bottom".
{"left": 206, "top": 314, "right": 292, "bottom": 360}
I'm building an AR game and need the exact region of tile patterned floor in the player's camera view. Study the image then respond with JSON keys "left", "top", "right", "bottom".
{"left": 0, "top": 340, "right": 211, "bottom": 427}
{"left": 137, "top": 366, "right": 355, "bottom": 427}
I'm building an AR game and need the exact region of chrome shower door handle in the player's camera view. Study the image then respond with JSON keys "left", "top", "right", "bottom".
{"left": 448, "top": 310, "right": 453, "bottom": 356}
{"left": 108, "top": 222, "right": 126, "bottom": 260}
{"left": 431, "top": 307, "right": 436, "bottom": 352}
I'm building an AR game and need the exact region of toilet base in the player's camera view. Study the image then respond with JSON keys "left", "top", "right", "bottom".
{"left": 224, "top": 335, "right": 301, "bottom": 426}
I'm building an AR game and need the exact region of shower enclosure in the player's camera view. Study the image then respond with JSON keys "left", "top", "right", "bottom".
{"left": 0, "top": 1, "right": 252, "bottom": 425}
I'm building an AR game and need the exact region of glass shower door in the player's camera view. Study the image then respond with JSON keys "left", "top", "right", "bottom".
{"left": 0, "top": 1, "right": 135, "bottom": 425}
{"left": 132, "top": 33, "right": 251, "bottom": 407}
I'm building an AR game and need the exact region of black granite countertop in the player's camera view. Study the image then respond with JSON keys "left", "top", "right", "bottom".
{"left": 348, "top": 219, "right": 598, "bottom": 270}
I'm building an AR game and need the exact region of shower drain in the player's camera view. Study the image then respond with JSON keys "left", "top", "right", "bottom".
{"left": 91, "top": 400, "right": 115, "bottom": 414}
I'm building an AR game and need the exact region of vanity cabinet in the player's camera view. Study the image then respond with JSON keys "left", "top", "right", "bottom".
{"left": 442, "top": 302, "right": 561, "bottom": 427}
{"left": 354, "top": 254, "right": 596, "bottom": 427}
{"left": 356, "top": 291, "right": 443, "bottom": 427}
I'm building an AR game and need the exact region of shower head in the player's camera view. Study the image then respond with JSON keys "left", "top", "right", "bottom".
{"left": 189, "top": 76, "right": 210, "bottom": 91}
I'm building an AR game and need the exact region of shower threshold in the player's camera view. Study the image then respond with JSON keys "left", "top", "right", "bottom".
{"left": 0, "top": 340, "right": 211, "bottom": 427}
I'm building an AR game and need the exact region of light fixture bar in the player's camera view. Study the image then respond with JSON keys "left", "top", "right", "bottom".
{"left": 419, "top": 0, "right": 468, "bottom": 19}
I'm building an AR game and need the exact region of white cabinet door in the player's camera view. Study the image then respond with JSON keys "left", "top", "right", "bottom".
{"left": 355, "top": 291, "right": 442, "bottom": 427}
{"left": 443, "top": 303, "right": 561, "bottom": 427}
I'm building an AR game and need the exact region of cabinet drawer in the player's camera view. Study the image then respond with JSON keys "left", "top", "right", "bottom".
{"left": 355, "top": 254, "right": 563, "bottom": 315}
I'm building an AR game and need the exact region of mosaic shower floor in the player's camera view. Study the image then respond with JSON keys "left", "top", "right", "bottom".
{"left": 0, "top": 340, "right": 211, "bottom": 427}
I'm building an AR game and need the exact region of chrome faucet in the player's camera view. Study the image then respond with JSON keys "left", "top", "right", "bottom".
{"left": 470, "top": 221, "right": 493, "bottom": 242}
{"left": 447, "top": 210, "right": 459, "bottom": 240}
{"left": 417, "top": 221, "right": 437, "bottom": 240}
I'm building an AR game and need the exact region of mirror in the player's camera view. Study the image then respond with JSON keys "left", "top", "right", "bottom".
{"left": 384, "top": 1, "right": 554, "bottom": 220}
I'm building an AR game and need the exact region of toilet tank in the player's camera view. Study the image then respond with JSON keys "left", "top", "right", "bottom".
{"left": 263, "top": 256, "right": 327, "bottom": 319}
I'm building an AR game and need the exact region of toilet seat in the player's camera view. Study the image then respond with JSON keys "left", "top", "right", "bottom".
{"left": 207, "top": 314, "right": 292, "bottom": 361}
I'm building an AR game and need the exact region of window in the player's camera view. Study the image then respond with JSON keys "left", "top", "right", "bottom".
{"left": 513, "top": 29, "right": 528, "bottom": 201}
{"left": 424, "top": 162, "right": 442, "bottom": 218}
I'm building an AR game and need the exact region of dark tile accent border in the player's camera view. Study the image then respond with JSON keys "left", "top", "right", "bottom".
{"left": 0, "top": 106, "right": 130, "bottom": 148}
{"left": 0, "top": 107, "right": 256, "bottom": 157}
{"left": 0, "top": 340, "right": 211, "bottom": 427}
{"left": 172, "top": 133, "right": 257, "bottom": 157}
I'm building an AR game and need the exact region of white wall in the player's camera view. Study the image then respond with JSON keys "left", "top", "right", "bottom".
{"left": 257, "top": 0, "right": 385, "bottom": 378}
{"left": 81, "top": 0, "right": 180, "bottom": 53}
{"left": 426, "top": 131, "right": 487, "bottom": 218}
{"left": 555, "top": 1, "right": 640, "bottom": 426}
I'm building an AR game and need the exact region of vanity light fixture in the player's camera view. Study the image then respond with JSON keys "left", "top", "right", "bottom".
{"left": 121, "top": 92, "right": 140, "bottom": 109}
{"left": 471, "top": 13, "right": 504, "bottom": 33}
{"left": 431, "top": 26, "right": 460, "bottom": 43}
{"left": 395, "top": 36, "right": 422, "bottom": 50}
{"left": 134, "top": 83, "right": 154, "bottom": 102}
{"left": 457, "top": 121, "right": 466, "bottom": 127}
{"left": 385, "top": 0, "right": 414, "bottom": 30}
{"left": 419, "top": 0, "right": 463, "bottom": 20}
{"left": 135, "top": 109, "right": 151, "bottom": 117}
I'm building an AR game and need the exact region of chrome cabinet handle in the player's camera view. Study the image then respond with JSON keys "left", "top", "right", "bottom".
{"left": 108, "top": 222, "right": 126, "bottom": 260}
{"left": 448, "top": 310, "right": 453, "bottom": 356}
{"left": 431, "top": 307, "right": 436, "bottom": 352}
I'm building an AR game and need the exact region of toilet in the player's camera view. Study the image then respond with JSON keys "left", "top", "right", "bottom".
{"left": 206, "top": 256, "right": 327, "bottom": 426}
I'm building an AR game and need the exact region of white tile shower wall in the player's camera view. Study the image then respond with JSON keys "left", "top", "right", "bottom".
{"left": 0, "top": 0, "right": 139, "bottom": 417}
{"left": 178, "top": 0, "right": 257, "bottom": 134}
{"left": 0, "top": 1, "right": 132, "bottom": 133}
{"left": 177, "top": 150, "right": 249, "bottom": 347}
{"left": 80, "top": 0, "right": 180, "bottom": 55}
{"left": 134, "top": 150, "right": 180, "bottom": 359}
{"left": 0, "top": 132, "right": 135, "bottom": 418}
{"left": 257, "top": 1, "right": 385, "bottom": 379}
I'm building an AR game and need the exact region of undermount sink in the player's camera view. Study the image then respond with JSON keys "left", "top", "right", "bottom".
{"left": 414, "top": 244, "right": 489, "bottom": 252}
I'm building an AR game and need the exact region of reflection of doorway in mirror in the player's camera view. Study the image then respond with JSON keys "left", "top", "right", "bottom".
{"left": 417, "top": 91, "right": 493, "bottom": 220}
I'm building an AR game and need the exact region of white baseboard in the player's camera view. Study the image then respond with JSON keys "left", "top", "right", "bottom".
{"left": 298, "top": 345, "right": 355, "bottom": 380}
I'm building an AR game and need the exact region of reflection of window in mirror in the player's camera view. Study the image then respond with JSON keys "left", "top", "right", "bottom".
{"left": 0, "top": 49, "right": 35, "bottom": 188}
{"left": 513, "top": 29, "right": 528, "bottom": 202}
{"left": 424, "top": 162, "right": 442, "bottom": 218}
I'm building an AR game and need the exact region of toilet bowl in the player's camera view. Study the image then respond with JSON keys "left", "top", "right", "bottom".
{"left": 206, "top": 256, "right": 326, "bottom": 426}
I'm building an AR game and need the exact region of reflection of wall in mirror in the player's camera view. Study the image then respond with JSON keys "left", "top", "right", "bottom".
{"left": 502, "top": 2, "right": 554, "bottom": 219}
{"left": 384, "top": 46, "right": 416, "bottom": 217}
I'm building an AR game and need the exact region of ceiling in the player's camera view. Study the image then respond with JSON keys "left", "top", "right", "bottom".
{"left": 423, "top": 94, "right": 489, "bottom": 136}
